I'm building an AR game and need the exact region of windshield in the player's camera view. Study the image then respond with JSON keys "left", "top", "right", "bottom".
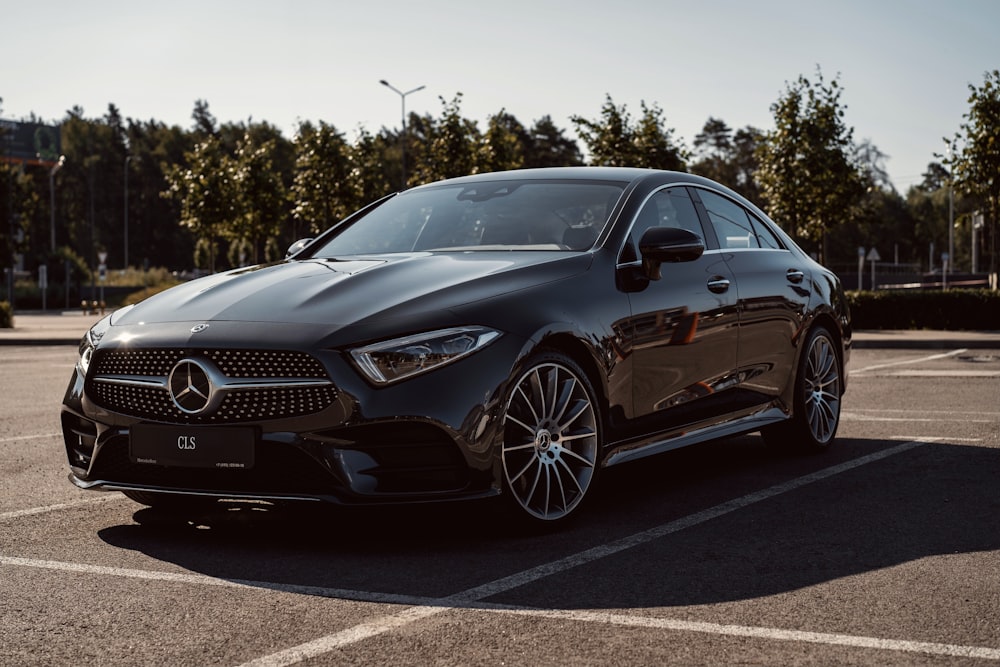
{"left": 311, "top": 179, "right": 625, "bottom": 257}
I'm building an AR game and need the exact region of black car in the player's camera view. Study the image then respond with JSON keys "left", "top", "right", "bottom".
{"left": 61, "top": 167, "right": 850, "bottom": 525}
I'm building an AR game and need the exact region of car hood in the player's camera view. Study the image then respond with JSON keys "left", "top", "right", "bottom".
{"left": 114, "top": 252, "right": 591, "bottom": 331}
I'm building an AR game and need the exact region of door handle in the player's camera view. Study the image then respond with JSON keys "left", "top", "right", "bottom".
{"left": 786, "top": 268, "right": 805, "bottom": 284}
{"left": 707, "top": 277, "right": 731, "bottom": 293}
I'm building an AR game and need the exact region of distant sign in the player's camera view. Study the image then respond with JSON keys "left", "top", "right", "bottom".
{"left": 0, "top": 119, "right": 62, "bottom": 165}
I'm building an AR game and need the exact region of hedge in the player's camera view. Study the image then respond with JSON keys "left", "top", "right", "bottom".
{"left": 846, "top": 289, "right": 1000, "bottom": 330}
{"left": 0, "top": 301, "right": 11, "bottom": 329}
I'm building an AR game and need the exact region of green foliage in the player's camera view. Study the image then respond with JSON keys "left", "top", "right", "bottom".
{"left": 690, "top": 119, "right": 764, "bottom": 204}
{"left": 3, "top": 83, "right": 996, "bottom": 294}
{"left": 0, "top": 300, "right": 11, "bottom": 328}
{"left": 164, "top": 135, "right": 233, "bottom": 272}
{"left": 524, "top": 116, "right": 583, "bottom": 168}
{"left": 950, "top": 69, "right": 1000, "bottom": 274}
{"left": 349, "top": 128, "right": 393, "bottom": 207}
{"left": 847, "top": 289, "right": 1000, "bottom": 330}
{"left": 572, "top": 95, "right": 635, "bottom": 166}
{"left": 290, "top": 121, "right": 355, "bottom": 236}
{"left": 572, "top": 95, "right": 686, "bottom": 170}
{"left": 477, "top": 110, "right": 525, "bottom": 173}
{"left": 414, "top": 94, "right": 481, "bottom": 183}
{"left": 756, "top": 69, "right": 866, "bottom": 260}
{"left": 229, "top": 131, "right": 286, "bottom": 263}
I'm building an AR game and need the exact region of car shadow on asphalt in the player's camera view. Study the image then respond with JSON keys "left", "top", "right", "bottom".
{"left": 96, "top": 435, "right": 1000, "bottom": 607}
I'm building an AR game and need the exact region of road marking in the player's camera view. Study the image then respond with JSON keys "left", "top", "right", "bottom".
{"left": 5, "top": 549, "right": 998, "bottom": 664}
{"left": 236, "top": 439, "right": 932, "bottom": 667}
{"left": 872, "top": 369, "right": 1000, "bottom": 378}
{"left": 847, "top": 408, "right": 1000, "bottom": 417}
{"left": 0, "top": 495, "right": 124, "bottom": 522}
{"left": 850, "top": 349, "right": 966, "bottom": 374}
{"left": 0, "top": 555, "right": 438, "bottom": 606}
{"left": 6, "top": 440, "right": 990, "bottom": 664}
{"left": 841, "top": 412, "right": 993, "bottom": 424}
{"left": 0, "top": 432, "right": 61, "bottom": 444}
{"left": 495, "top": 608, "right": 1000, "bottom": 661}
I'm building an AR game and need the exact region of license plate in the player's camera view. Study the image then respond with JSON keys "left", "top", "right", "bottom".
{"left": 130, "top": 424, "right": 255, "bottom": 469}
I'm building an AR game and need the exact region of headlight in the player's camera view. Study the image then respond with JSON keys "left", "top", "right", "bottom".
{"left": 350, "top": 326, "right": 501, "bottom": 385}
{"left": 78, "top": 321, "right": 105, "bottom": 376}
{"left": 77, "top": 305, "right": 132, "bottom": 376}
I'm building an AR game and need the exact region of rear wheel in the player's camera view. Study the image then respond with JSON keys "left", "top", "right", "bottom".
{"left": 500, "top": 352, "right": 600, "bottom": 525}
{"left": 763, "top": 325, "right": 842, "bottom": 452}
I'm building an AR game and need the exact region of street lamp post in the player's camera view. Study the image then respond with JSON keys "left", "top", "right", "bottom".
{"left": 49, "top": 155, "right": 65, "bottom": 253}
{"left": 946, "top": 143, "right": 954, "bottom": 287}
{"left": 124, "top": 155, "right": 132, "bottom": 269}
{"left": 379, "top": 79, "right": 425, "bottom": 190}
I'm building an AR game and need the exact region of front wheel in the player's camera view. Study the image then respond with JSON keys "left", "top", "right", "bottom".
{"left": 763, "top": 325, "right": 843, "bottom": 452}
{"left": 500, "top": 352, "right": 601, "bottom": 525}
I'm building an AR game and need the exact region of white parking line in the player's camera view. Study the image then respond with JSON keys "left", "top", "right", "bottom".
{"left": 237, "top": 439, "right": 938, "bottom": 667}
{"left": 0, "top": 555, "right": 437, "bottom": 607}
{"left": 0, "top": 432, "right": 61, "bottom": 444}
{"left": 496, "top": 608, "right": 1000, "bottom": 661}
{"left": 0, "top": 495, "right": 124, "bottom": 522}
{"left": 873, "top": 369, "right": 1000, "bottom": 378}
{"left": 5, "top": 439, "right": 994, "bottom": 664}
{"left": 850, "top": 349, "right": 967, "bottom": 374}
{"left": 841, "top": 412, "right": 993, "bottom": 424}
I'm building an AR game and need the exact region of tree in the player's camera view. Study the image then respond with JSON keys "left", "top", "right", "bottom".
{"left": 731, "top": 126, "right": 765, "bottom": 204}
{"left": 125, "top": 118, "right": 193, "bottom": 270}
{"left": 950, "top": 69, "right": 1000, "bottom": 278}
{"left": 853, "top": 139, "right": 894, "bottom": 193}
{"left": 691, "top": 117, "right": 734, "bottom": 183}
{"left": 477, "top": 110, "right": 525, "bottom": 173}
{"left": 524, "top": 115, "right": 583, "bottom": 168}
{"left": 918, "top": 162, "right": 950, "bottom": 192}
{"left": 690, "top": 119, "right": 764, "bottom": 204}
{"left": 229, "top": 131, "right": 287, "bottom": 264}
{"left": 191, "top": 99, "right": 218, "bottom": 138}
{"left": 413, "top": 94, "right": 480, "bottom": 183}
{"left": 571, "top": 95, "right": 636, "bottom": 166}
{"left": 755, "top": 69, "right": 866, "bottom": 262}
{"left": 632, "top": 101, "right": 686, "bottom": 171}
{"left": 164, "top": 136, "right": 235, "bottom": 272}
{"left": 348, "top": 127, "right": 393, "bottom": 211}
{"left": 290, "top": 121, "right": 354, "bottom": 237}
{"left": 573, "top": 95, "right": 684, "bottom": 169}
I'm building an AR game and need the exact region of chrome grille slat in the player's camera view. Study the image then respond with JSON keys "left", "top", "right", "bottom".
{"left": 88, "top": 348, "right": 338, "bottom": 423}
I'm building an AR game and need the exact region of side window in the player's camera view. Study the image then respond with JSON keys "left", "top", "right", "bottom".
{"left": 747, "top": 210, "right": 784, "bottom": 250}
{"left": 697, "top": 190, "right": 760, "bottom": 249}
{"left": 621, "top": 187, "right": 703, "bottom": 263}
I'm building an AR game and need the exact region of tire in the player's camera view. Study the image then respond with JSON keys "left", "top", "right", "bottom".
{"left": 500, "top": 352, "right": 601, "bottom": 525}
{"left": 763, "top": 325, "right": 843, "bottom": 452}
{"left": 122, "top": 489, "right": 217, "bottom": 513}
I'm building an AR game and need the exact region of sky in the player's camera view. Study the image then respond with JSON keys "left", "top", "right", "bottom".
{"left": 2, "top": 0, "right": 997, "bottom": 192}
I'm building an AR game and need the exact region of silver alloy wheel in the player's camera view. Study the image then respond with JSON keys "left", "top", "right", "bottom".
{"left": 501, "top": 360, "right": 599, "bottom": 521}
{"left": 803, "top": 332, "right": 841, "bottom": 444}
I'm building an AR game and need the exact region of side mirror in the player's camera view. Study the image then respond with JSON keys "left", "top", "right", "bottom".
{"left": 285, "top": 238, "right": 314, "bottom": 259}
{"left": 638, "top": 227, "right": 705, "bottom": 280}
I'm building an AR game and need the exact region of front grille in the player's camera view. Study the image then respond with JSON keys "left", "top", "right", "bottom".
{"left": 88, "top": 347, "right": 338, "bottom": 424}
{"left": 93, "top": 348, "right": 328, "bottom": 379}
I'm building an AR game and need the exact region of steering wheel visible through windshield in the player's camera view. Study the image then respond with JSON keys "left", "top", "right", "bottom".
{"left": 310, "top": 179, "right": 626, "bottom": 257}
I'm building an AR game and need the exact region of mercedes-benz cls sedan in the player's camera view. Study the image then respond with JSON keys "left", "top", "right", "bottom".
{"left": 61, "top": 167, "right": 850, "bottom": 525}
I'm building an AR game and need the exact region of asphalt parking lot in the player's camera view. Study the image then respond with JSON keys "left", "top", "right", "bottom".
{"left": 1, "top": 341, "right": 998, "bottom": 666}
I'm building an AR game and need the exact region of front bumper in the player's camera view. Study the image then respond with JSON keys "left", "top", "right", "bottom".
{"left": 61, "top": 329, "right": 527, "bottom": 505}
